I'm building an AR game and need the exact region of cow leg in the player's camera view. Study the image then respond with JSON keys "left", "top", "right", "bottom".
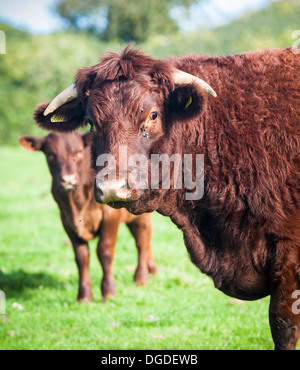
{"left": 97, "top": 220, "right": 119, "bottom": 302}
{"left": 148, "top": 247, "right": 158, "bottom": 275}
{"left": 269, "top": 249, "right": 300, "bottom": 350}
{"left": 72, "top": 241, "right": 92, "bottom": 302}
{"left": 127, "top": 219, "right": 157, "bottom": 286}
{"left": 62, "top": 222, "right": 92, "bottom": 303}
{"left": 269, "top": 291, "right": 300, "bottom": 350}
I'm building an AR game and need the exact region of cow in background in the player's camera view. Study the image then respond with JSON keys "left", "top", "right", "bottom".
{"left": 19, "top": 132, "right": 156, "bottom": 302}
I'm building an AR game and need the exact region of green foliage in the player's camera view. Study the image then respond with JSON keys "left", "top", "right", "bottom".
{"left": 55, "top": 0, "right": 195, "bottom": 42}
{"left": 143, "top": 0, "right": 300, "bottom": 57}
{"left": 0, "top": 0, "right": 299, "bottom": 145}
{"left": 0, "top": 26, "right": 114, "bottom": 145}
{"left": 101, "top": 0, "right": 178, "bottom": 43}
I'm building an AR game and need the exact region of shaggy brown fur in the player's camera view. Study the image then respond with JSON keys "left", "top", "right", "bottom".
{"left": 34, "top": 45, "right": 300, "bottom": 349}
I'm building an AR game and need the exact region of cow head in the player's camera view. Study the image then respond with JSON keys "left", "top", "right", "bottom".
{"left": 19, "top": 132, "right": 92, "bottom": 192}
{"left": 34, "top": 45, "right": 216, "bottom": 214}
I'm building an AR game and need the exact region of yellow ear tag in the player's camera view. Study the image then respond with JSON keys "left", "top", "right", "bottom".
{"left": 50, "top": 114, "right": 67, "bottom": 123}
{"left": 185, "top": 96, "right": 192, "bottom": 109}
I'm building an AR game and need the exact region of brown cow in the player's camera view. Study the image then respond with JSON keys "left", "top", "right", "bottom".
{"left": 34, "top": 46, "right": 300, "bottom": 349}
{"left": 18, "top": 132, "right": 156, "bottom": 302}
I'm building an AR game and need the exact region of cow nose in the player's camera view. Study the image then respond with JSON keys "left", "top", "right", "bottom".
{"left": 94, "top": 177, "right": 130, "bottom": 204}
{"left": 60, "top": 174, "right": 78, "bottom": 189}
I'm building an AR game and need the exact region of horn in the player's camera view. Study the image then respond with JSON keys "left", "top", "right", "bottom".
{"left": 43, "top": 83, "right": 78, "bottom": 116}
{"left": 172, "top": 70, "right": 217, "bottom": 98}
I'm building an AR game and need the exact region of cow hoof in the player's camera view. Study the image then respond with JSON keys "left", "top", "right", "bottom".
{"left": 102, "top": 290, "right": 116, "bottom": 302}
{"left": 148, "top": 261, "right": 157, "bottom": 275}
{"left": 77, "top": 296, "right": 92, "bottom": 304}
{"left": 134, "top": 279, "right": 148, "bottom": 286}
{"left": 134, "top": 271, "right": 149, "bottom": 286}
{"left": 101, "top": 280, "right": 116, "bottom": 301}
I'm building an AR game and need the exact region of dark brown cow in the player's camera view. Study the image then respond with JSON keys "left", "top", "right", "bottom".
{"left": 34, "top": 46, "right": 300, "bottom": 349}
{"left": 18, "top": 132, "right": 156, "bottom": 302}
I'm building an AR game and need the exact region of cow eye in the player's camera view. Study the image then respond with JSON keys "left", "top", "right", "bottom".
{"left": 150, "top": 112, "right": 158, "bottom": 120}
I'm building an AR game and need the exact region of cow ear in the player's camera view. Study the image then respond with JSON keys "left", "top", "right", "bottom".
{"left": 18, "top": 135, "right": 45, "bottom": 152}
{"left": 82, "top": 132, "right": 92, "bottom": 147}
{"left": 168, "top": 85, "right": 205, "bottom": 121}
{"left": 33, "top": 64, "right": 99, "bottom": 133}
{"left": 33, "top": 98, "right": 86, "bottom": 133}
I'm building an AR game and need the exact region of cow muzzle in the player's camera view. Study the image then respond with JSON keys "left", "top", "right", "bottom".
{"left": 60, "top": 173, "right": 79, "bottom": 190}
{"left": 94, "top": 177, "right": 134, "bottom": 204}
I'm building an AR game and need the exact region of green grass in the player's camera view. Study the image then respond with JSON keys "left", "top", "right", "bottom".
{"left": 0, "top": 145, "right": 285, "bottom": 350}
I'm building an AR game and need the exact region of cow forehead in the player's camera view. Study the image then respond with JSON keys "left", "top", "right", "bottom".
{"left": 45, "top": 132, "right": 83, "bottom": 152}
{"left": 88, "top": 81, "right": 163, "bottom": 124}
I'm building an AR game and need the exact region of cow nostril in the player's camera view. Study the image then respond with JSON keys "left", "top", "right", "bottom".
{"left": 98, "top": 187, "right": 104, "bottom": 199}
{"left": 95, "top": 176, "right": 131, "bottom": 203}
{"left": 60, "top": 174, "right": 78, "bottom": 188}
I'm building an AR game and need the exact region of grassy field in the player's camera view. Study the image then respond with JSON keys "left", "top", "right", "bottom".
{"left": 0, "top": 145, "right": 288, "bottom": 350}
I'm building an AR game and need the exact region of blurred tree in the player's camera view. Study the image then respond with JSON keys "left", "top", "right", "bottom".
{"left": 55, "top": 0, "right": 198, "bottom": 42}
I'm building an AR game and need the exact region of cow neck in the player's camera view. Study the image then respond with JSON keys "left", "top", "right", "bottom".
{"left": 68, "top": 182, "right": 93, "bottom": 213}
{"left": 52, "top": 166, "right": 94, "bottom": 218}
{"left": 66, "top": 152, "right": 95, "bottom": 213}
{"left": 156, "top": 186, "right": 217, "bottom": 279}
